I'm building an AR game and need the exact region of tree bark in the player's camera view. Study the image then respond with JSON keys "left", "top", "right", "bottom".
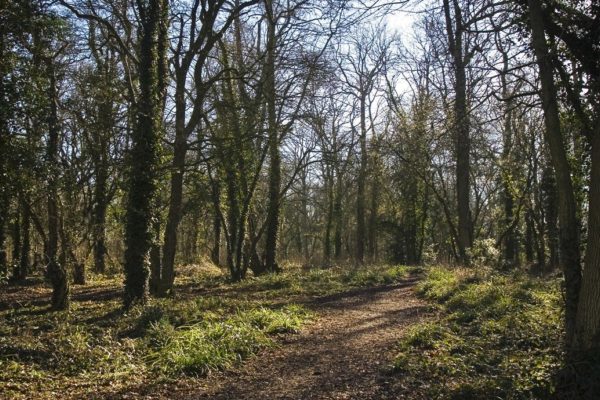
{"left": 92, "top": 151, "right": 108, "bottom": 274}
{"left": 500, "top": 51, "right": 518, "bottom": 267}
{"left": 211, "top": 178, "right": 222, "bottom": 266}
{"left": 19, "top": 194, "right": 30, "bottom": 280}
{"left": 264, "top": 0, "right": 281, "bottom": 273}
{"left": 333, "top": 173, "right": 343, "bottom": 260}
{"left": 527, "top": 0, "right": 582, "bottom": 343}
{"left": 46, "top": 58, "right": 69, "bottom": 310}
{"left": 541, "top": 163, "right": 559, "bottom": 269}
{"left": 0, "top": 27, "right": 10, "bottom": 277}
{"left": 443, "top": 0, "right": 472, "bottom": 264}
{"left": 574, "top": 126, "right": 600, "bottom": 351}
{"left": 123, "top": 0, "right": 168, "bottom": 308}
{"left": 356, "top": 94, "right": 368, "bottom": 264}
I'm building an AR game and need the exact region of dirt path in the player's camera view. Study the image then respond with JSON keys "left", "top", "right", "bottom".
{"left": 191, "top": 279, "right": 428, "bottom": 400}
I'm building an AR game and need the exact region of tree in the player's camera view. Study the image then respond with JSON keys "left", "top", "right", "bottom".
{"left": 123, "top": 0, "right": 169, "bottom": 307}
{"left": 525, "top": 0, "right": 582, "bottom": 345}
{"left": 442, "top": 0, "right": 473, "bottom": 264}
{"left": 336, "top": 25, "right": 390, "bottom": 264}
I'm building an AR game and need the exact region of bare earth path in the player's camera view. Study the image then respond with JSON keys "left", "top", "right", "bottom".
{"left": 191, "top": 279, "right": 428, "bottom": 400}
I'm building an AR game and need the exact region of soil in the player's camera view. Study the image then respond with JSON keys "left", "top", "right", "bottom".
{"left": 1, "top": 277, "right": 430, "bottom": 399}
{"left": 187, "top": 279, "right": 429, "bottom": 400}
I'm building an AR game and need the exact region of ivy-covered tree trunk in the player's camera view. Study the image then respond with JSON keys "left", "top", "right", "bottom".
{"left": 46, "top": 58, "right": 69, "bottom": 310}
{"left": 211, "top": 178, "right": 222, "bottom": 266}
{"left": 123, "top": 0, "right": 168, "bottom": 308}
{"left": 527, "top": 0, "right": 581, "bottom": 344}
{"left": 0, "top": 26, "right": 10, "bottom": 277}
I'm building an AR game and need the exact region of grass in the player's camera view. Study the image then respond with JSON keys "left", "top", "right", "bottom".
{"left": 236, "top": 264, "right": 418, "bottom": 298}
{"left": 0, "top": 262, "right": 415, "bottom": 399}
{"left": 392, "top": 266, "right": 564, "bottom": 399}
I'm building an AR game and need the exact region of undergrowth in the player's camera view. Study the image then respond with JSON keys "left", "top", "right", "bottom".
{"left": 393, "top": 266, "right": 563, "bottom": 399}
{"left": 0, "top": 262, "right": 414, "bottom": 399}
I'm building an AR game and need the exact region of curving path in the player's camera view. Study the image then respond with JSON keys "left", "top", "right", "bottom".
{"left": 191, "top": 280, "right": 428, "bottom": 400}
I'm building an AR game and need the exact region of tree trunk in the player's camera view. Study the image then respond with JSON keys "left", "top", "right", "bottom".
{"left": 405, "top": 193, "right": 418, "bottom": 265}
{"left": 264, "top": 0, "right": 281, "bottom": 274}
{"left": 367, "top": 166, "right": 379, "bottom": 262}
{"left": 0, "top": 29, "right": 10, "bottom": 278}
{"left": 333, "top": 173, "right": 343, "bottom": 260}
{"left": 500, "top": 52, "right": 518, "bottom": 267}
{"left": 524, "top": 209, "right": 534, "bottom": 264}
{"left": 11, "top": 204, "right": 21, "bottom": 279}
{"left": 19, "top": 194, "right": 30, "bottom": 280}
{"left": 323, "top": 167, "right": 334, "bottom": 265}
{"left": 443, "top": 0, "right": 472, "bottom": 264}
{"left": 356, "top": 94, "right": 367, "bottom": 264}
{"left": 211, "top": 178, "right": 222, "bottom": 266}
{"left": 574, "top": 126, "right": 600, "bottom": 352}
{"left": 527, "top": 0, "right": 582, "bottom": 343}
{"left": 158, "top": 72, "right": 186, "bottom": 297}
{"left": 46, "top": 59, "right": 69, "bottom": 310}
{"left": 123, "top": 0, "right": 168, "bottom": 308}
{"left": 541, "top": 163, "right": 559, "bottom": 269}
{"left": 92, "top": 158, "right": 108, "bottom": 274}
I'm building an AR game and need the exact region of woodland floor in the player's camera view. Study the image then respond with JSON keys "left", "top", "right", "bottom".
{"left": 190, "top": 280, "right": 428, "bottom": 400}
{"left": 0, "top": 267, "right": 431, "bottom": 399}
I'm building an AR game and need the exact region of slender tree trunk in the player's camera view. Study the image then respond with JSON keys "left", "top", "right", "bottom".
{"left": 92, "top": 157, "right": 108, "bottom": 274}
{"left": 443, "top": 0, "right": 472, "bottom": 264}
{"left": 405, "top": 192, "right": 418, "bottom": 265}
{"left": 334, "top": 173, "right": 343, "bottom": 260}
{"left": 356, "top": 94, "right": 368, "bottom": 264}
{"left": 525, "top": 209, "right": 534, "bottom": 264}
{"left": 0, "top": 30, "right": 10, "bottom": 277}
{"left": 46, "top": 59, "right": 69, "bottom": 310}
{"left": 500, "top": 54, "right": 517, "bottom": 267}
{"left": 264, "top": 0, "right": 281, "bottom": 273}
{"left": 527, "top": 0, "right": 581, "bottom": 343}
{"left": 323, "top": 168, "right": 334, "bottom": 265}
{"left": 211, "top": 178, "right": 222, "bottom": 266}
{"left": 158, "top": 73, "right": 186, "bottom": 296}
{"left": 11, "top": 205, "right": 21, "bottom": 278}
{"left": 19, "top": 194, "right": 30, "bottom": 280}
{"left": 541, "top": 163, "right": 559, "bottom": 269}
{"left": 367, "top": 166, "right": 379, "bottom": 261}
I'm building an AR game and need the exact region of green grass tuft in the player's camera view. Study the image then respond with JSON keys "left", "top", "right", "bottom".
{"left": 146, "top": 304, "right": 311, "bottom": 376}
{"left": 394, "top": 266, "right": 563, "bottom": 399}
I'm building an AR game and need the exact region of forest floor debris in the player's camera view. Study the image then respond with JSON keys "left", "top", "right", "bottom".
{"left": 0, "top": 264, "right": 424, "bottom": 399}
